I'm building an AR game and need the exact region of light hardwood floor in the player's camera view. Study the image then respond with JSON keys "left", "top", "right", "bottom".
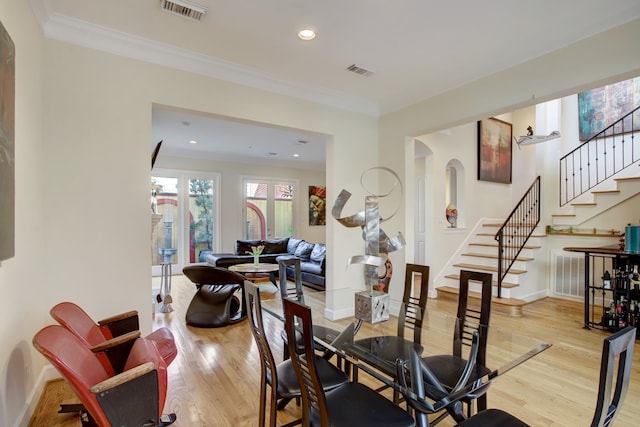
{"left": 30, "top": 275, "right": 640, "bottom": 426}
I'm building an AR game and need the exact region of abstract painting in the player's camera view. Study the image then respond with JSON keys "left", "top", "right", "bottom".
{"left": 578, "top": 76, "right": 640, "bottom": 141}
{"left": 477, "top": 118, "right": 512, "bottom": 184}
{"left": 0, "top": 21, "right": 14, "bottom": 262}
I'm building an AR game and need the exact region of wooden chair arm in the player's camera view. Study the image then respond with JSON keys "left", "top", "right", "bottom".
{"left": 91, "top": 331, "right": 141, "bottom": 353}
{"left": 98, "top": 311, "right": 140, "bottom": 337}
{"left": 89, "top": 362, "right": 163, "bottom": 425}
{"left": 90, "top": 362, "right": 155, "bottom": 394}
{"left": 98, "top": 310, "right": 138, "bottom": 326}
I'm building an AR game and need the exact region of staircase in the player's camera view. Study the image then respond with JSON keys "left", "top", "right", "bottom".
{"left": 435, "top": 221, "right": 545, "bottom": 317}
{"left": 551, "top": 174, "right": 640, "bottom": 227}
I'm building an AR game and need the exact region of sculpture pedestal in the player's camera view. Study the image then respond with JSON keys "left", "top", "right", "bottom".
{"left": 355, "top": 290, "right": 389, "bottom": 324}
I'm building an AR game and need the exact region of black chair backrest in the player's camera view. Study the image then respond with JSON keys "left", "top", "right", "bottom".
{"left": 278, "top": 258, "right": 304, "bottom": 301}
{"left": 398, "top": 263, "right": 430, "bottom": 343}
{"left": 182, "top": 264, "right": 245, "bottom": 288}
{"left": 454, "top": 270, "right": 492, "bottom": 368}
{"left": 244, "top": 281, "right": 279, "bottom": 393}
{"left": 283, "top": 298, "right": 328, "bottom": 423}
{"left": 591, "top": 326, "right": 636, "bottom": 427}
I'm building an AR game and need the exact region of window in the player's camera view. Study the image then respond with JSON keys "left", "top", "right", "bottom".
{"left": 152, "top": 170, "right": 220, "bottom": 275}
{"left": 243, "top": 178, "right": 296, "bottom": 240}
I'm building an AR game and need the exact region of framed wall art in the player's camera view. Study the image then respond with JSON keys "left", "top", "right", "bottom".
{"left": 577, "top": 76, "right": 640, "bottom": 141}
{"left": 477, "top": 118, "right": 512, "bottom": 184}
{"left": 308, "top": 185, "right": 326, "bottom": 226}
{"left": 0, "top": 20, "right": 15, "bottom": 262}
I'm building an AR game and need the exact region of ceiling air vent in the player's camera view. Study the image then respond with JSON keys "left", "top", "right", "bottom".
{"left": 161, "top": 0, "right": 208, "bottom": 21}
{"left": 347, "top": 64, "right": 374, "bottom": 77}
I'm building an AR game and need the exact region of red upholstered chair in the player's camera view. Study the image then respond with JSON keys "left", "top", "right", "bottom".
{"left": 50, "top": 301, "right": 177, "bottom": 375}
{"left": 33, "top": 324, "right": 176, "bottom": 426}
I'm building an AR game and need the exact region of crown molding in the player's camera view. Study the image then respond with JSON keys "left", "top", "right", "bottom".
{"left": 32, "top": 4, "right": 380, "bottom": 116}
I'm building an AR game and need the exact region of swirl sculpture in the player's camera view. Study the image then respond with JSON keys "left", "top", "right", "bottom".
{"left": 331, "top": 167, "right": 405, "bottom": 293}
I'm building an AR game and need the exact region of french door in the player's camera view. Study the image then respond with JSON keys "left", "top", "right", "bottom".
{"left": 243, "top": 177, "right": 296, "bottom": 240}
{"left": 152, "top": 169, "right": 220, "bottom": 276}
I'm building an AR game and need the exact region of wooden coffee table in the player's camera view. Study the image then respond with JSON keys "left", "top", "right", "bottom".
{"left": 229, "top": 263, "right": 279, "bottom": 287}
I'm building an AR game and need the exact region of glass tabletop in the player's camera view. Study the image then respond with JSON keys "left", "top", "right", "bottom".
{"left": 261, "top": 289, "right": 551, "bottom": 419}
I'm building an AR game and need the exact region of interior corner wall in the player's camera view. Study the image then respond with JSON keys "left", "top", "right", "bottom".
{"left": 378, "top": 18, "right": 640, "bottom": 296}
{"left": 0, "top": 2, "right": 47, "bottom": 427}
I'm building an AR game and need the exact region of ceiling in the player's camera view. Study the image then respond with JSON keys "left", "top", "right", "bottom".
{"left": 32, "top": 1, "right": 640, "bottom": 169}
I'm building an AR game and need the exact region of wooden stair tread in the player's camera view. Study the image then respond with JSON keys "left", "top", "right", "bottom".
{"left": 476, "top": 232, "right": 546, "bottom": 238}
{"left": 436, "top": 286, "right": 526, "bottom": 306}
{"left": 435, "top": 286, "right": 526, "bottom": 317}
{"left": 591, "top": 189, "right": 620, "bottom": 195}
{"left": 453, "top": 263, "right": 527, "bottom": 274}
{"left": 614, "top": 176, "right": 640, "bottom": 182}
{"left": 462, "top": 252, "right": 534, "bottom": 261}
{"left": 469, "top": 242, "right": 541, "bottom": 249}
{"left": 551, "top": 213, "right": 576, "bottom": 217}
{"left": 444, "top": 274, "right": 518, "bottom": 289}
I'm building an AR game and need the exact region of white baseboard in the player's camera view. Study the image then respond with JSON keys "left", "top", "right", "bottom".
{"left": 14, "top": 366, "right": 60, "bottom": 427}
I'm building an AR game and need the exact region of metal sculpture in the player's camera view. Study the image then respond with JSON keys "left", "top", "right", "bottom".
{"left": 332, "top": 167, "right": 405, "bottom": 323}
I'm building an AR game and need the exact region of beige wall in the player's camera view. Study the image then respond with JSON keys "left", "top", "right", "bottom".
{"left": 1, "top": 1, "right": 639, "bottom": 425}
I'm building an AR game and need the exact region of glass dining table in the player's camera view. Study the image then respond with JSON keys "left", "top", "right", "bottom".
{"left": 260, "top": 288, "right": 552, "bottom": 427}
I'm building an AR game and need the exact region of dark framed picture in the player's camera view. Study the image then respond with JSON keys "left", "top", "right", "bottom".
{"left": 477, "top": 118, "right": 512, "bottom": 184}
{"left": 0, "top": 20, "right": 15, "bottom": 262}
{"left": 308, "top": 185, "right": 326, "bottom": 226}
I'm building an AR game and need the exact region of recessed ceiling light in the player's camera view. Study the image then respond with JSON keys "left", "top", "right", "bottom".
{"left": 293, "top": 153, "right": 300, "bottom": 158}
{"left": 189, "top": 140, "right": 197, "bottom": 144}
{"left": 298, "top": 29, "right": 316, "bottom": 41}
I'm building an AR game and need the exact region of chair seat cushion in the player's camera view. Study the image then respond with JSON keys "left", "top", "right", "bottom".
{"left": 274, "top": 356, "right": 349, "bottom": 399}
{"left": 456, "top": 408, "right": 529, "bottom": 426}
{"left": 310, "top": 382, "right": 414, "bottom": 427}
{"left": 421, "top": 354, "right": 492, "bottom": 391}
{"left": 145, "top": 327, "right": 178, "bottom": 366}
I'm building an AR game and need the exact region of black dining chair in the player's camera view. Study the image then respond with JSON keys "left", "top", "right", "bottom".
{"left": 277, "top": 257, "right": 341, "bottom": 361}
{"left": 421, "top": 270, "right": 493, "bottom": 423}
{"left": 244, "top": 281, "right": 349, "bottom": 427}
{"left": 350, "top": 263, "right": 430, "bottom": 395}
{"left": 455, "top": 326, "right": 637, "bottom": 427}
{"left": 282, "top": 297, "right": 416, "bottom": 427}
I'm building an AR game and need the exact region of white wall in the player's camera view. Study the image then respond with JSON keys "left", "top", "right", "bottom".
{"left": 156, "top": 155, "right": 327, "bottom": 250}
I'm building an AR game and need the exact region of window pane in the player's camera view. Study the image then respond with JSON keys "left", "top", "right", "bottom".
{"left": 246, "top": 181, "right": 267, "bottom": 239}
{"left": 189, "top": 178, "right": 214, "bottom": 262}
{"left": 275, "top": 184, "right": 293, "bottom": 238}
{"left": 152, "top": 176, "right": 178, "bottom": 266}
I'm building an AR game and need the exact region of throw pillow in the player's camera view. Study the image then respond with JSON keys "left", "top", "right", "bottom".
{"left": 287, "top": 238, "right": 303, "bottom": 253}
{"left": 294, "top": 241, "right": 314, "bottom": 259}
{"left": 236, "top": 239, "right": 262, "bottom": 255}
{"left": 310, "top": 243, "right": 326, "bottom": 263}
{"left": 263, "top": 237, "right": 289, "bottom": 254}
